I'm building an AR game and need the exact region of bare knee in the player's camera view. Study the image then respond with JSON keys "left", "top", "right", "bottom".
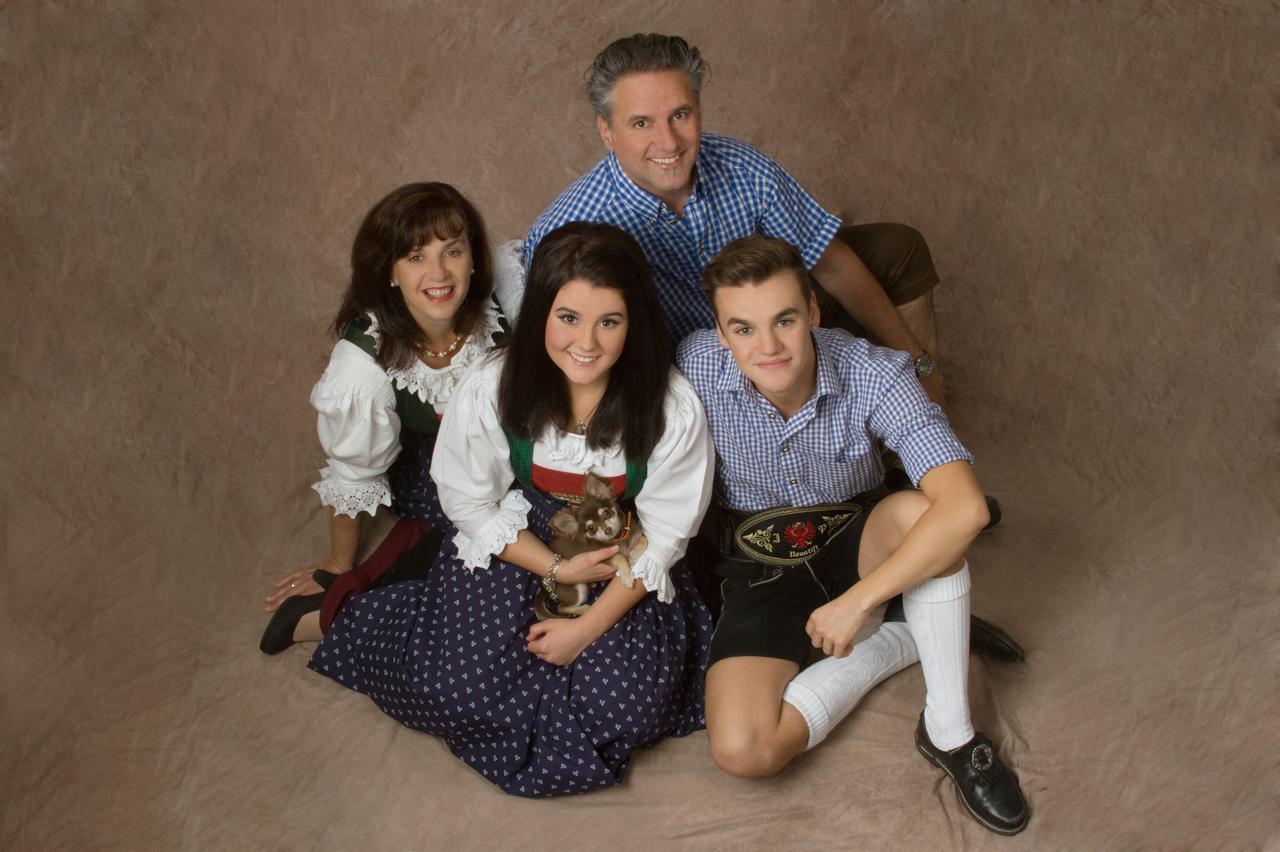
{"left": 861, "top": 490, "right": 938, "bottom": 572}
{"left": 708, "top": 727, "right": 792, "bottom": 778}
{"left": 885, "top": 490, "right": 931, "bottom": 533}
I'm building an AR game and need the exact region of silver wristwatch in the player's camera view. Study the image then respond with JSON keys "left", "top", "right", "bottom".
{"left": 913, "top": 350, "right": 935, "bottom": 379}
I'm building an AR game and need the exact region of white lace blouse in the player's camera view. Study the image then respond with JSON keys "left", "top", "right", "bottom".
{"left": 431, "top": 353, "right": 714, "bottom": 604}
{"left": 309, "top": 303, "right": 504, "bottom": 518}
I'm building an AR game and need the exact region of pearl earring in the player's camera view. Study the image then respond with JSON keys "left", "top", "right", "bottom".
{"left": 390, "top": 280, "right": 399, "bottom": 288}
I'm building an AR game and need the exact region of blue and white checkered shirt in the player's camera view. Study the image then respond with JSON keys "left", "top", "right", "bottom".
{"left": 524, "top": 133, "right": 842, "bottom": 344}
{"left": 677, "top": 327, "right": 973, "bottom": 512}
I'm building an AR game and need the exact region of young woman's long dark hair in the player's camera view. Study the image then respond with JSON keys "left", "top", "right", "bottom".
{"left": 333, "top": 182, "right": 494, "bottom": 371}
{"left": 498, "top": 222, "right": 673, "bottom": 461}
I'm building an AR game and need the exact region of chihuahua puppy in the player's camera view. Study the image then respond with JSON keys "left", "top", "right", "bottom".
{"left": 534, "top": 471, "right": 647, "bottom": 620}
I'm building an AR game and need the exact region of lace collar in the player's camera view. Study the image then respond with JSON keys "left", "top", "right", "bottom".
{"left": 535, "top": 423, "right": 623, "bottom": 469}
{"left": 366, "top": 304, "right": 504, "bottom": 406}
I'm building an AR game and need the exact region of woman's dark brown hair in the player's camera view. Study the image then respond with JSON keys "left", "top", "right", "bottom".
{"left": 498, "top": 222, "right": 673, "bottom": 461}
{"left": 333, "top": 182, "right": 494, "bottom": 370}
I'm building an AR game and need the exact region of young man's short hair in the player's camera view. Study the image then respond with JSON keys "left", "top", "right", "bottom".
{"left": 701, "top": 235, "right": 812, "bottom": 310}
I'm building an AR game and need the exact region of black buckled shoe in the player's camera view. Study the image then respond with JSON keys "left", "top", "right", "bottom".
{"left": 915, "top": 715, "right": 1029, "bottom": 835}
{"left": 882, "top": 598, "right": 1026, "bottom": 663}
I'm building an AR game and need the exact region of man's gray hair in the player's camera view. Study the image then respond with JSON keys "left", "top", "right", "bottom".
{"left": 586, "top": 34, "right": 709, "bottom": 121}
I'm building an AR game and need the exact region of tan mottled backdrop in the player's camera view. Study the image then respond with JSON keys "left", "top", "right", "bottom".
{"left": 4, "top": 1, "right": 1277, "bottom": 848}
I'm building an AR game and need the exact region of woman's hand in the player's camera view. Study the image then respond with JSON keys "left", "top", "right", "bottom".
{"left": 553, "top": 545, "right": 619, "bottom": 585}
{"left": 526, "top": 618, "right": 596, "bottom": 667}
{"left": 264, "top": 559, "right": 347, "bottom": 613}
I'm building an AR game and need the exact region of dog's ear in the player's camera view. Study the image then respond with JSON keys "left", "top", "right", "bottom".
{"left": 584, "top": 472, "right": 614, "bottom": 502}
{"left": 549, "top": 510, "right": 580, "bottom": 537}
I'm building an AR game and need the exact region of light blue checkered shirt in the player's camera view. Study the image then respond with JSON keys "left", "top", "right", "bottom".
{"left": 677, "top": 327, "right": 974, "bottom": 512}
{"left": 524, "top": 133, "right": 842, "bottom": 343}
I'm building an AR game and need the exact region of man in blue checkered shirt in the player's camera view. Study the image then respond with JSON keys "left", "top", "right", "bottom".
{"left": 677, "top": 235, "right": 1029, "bottom": 835}
{"left": 523, "top": 33, "right": 948, "bottom": 409}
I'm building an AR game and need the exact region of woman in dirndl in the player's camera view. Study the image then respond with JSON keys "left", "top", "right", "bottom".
{"left": 309, "top": 221, "right": 715, "bottom": 796}
{"left": 260, "top": 182, "right": 505, "bottom": 653}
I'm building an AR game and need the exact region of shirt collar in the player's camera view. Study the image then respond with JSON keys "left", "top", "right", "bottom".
{"left": 605, "top": 151, "right": 703, "bottom": 221}
{"left": 714, "top": 345, "right": 754, "bottom": 396}
{"left": 713, "top": 332, "right": 844, "bottom": 404}
{"left": 811, "top": 333, "right": 843, "bottom": 403}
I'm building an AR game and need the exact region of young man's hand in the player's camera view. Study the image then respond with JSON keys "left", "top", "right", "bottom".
{"left": 805, "top": 595, "right": 871, "bottom": 658}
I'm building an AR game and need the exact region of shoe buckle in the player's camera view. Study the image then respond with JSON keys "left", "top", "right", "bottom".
{"left": 970, "top": 743, "right": 995, "bottom": 772}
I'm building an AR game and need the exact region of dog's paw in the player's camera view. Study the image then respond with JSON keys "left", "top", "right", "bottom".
{"left": 608, "top": 554, "right": 636, "bottom": 588}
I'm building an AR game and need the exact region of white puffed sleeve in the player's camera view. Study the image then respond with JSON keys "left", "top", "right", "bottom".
{"left": 431, "top": 353, "right": 531, "bottom": 570}
{"left": 628, "top": 370, "right": 715, "bottom": 603}
{"left": 309, "top": 340, "right": 400, "bottom": 518}
{"left": 491, "top": 239, "right": 526, "bottom": 321}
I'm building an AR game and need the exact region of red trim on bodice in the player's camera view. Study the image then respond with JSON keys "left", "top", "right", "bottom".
{"left": 530, "top": 464, "right": 626, "bottom": 504}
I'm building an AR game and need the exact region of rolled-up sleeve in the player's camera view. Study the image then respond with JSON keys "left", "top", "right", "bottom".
{"left": 868, "top": 358, "right": 973, "bottom": 486}
{"left": 758, "top": 156, "right": 842, "bottom": 270}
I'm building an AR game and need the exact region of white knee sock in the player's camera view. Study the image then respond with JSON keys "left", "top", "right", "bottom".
{"left": 903, "top": 562, "right": 974, "bottom": 750}
{"left": 782, "top": 622, "right": 918, "bottom": 750}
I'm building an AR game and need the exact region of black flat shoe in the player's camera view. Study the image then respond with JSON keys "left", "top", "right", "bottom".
{"left": 881, "top": 598, "right": 1026, "bottom": 663}
{"left": 259, "top": 592, "right": 324, "bottom": 655}
{"left": 915, "top": 715, "right": 1029, "bottom": 836}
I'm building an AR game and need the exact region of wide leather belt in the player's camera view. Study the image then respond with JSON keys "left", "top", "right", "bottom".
{"left": 717, "top": 500, "right": 870, "bottom": 568}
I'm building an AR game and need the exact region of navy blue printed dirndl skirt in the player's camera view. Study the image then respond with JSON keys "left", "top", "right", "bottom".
{"left": 386, "top": 431, "right": 447, "bottom": 527}
{"left": 309, "top": 487, "right": 713, "bottom": 797}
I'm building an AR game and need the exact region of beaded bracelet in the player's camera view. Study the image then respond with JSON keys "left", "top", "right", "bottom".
{"left": 542, "top": 553, "right": 563, "bottom": 602}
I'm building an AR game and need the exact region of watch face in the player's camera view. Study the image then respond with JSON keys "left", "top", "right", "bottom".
{"left": 914, "top": 352, "right": 935, "bottom": 379}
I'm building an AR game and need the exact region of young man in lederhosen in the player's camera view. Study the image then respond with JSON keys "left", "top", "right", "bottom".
{"left": 676, "top": 235, "right": 1029, "bottom": 836}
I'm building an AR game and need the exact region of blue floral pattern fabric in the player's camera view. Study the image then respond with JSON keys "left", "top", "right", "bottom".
{"left": 309, "top": 487, "right": 713, "bottom": 797}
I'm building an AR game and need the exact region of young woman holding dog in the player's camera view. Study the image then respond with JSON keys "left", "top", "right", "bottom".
{"left": 309, "top": 222, "right": 716, "bottom": 797}
{"left": 259, "top": 182, "right": 505, "bottom": 653}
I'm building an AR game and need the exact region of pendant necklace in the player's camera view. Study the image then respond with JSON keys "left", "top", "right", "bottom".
{"left": 573, "top": 398, "right": 602, "bottom": 435}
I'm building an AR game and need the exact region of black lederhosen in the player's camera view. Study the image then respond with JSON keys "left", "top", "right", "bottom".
{"left": 707, "top": 490, "right": 885, "bottom": 669}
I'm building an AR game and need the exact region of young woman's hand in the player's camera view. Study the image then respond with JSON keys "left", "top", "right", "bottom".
{"left": 526, "top": 618, "right": 595, "bottom": 666}
{"left": 264, "top": 559, "right": 346, "bottom": 613}
{"left": 554, "top": 545, "right": 619, "bottom": 585}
